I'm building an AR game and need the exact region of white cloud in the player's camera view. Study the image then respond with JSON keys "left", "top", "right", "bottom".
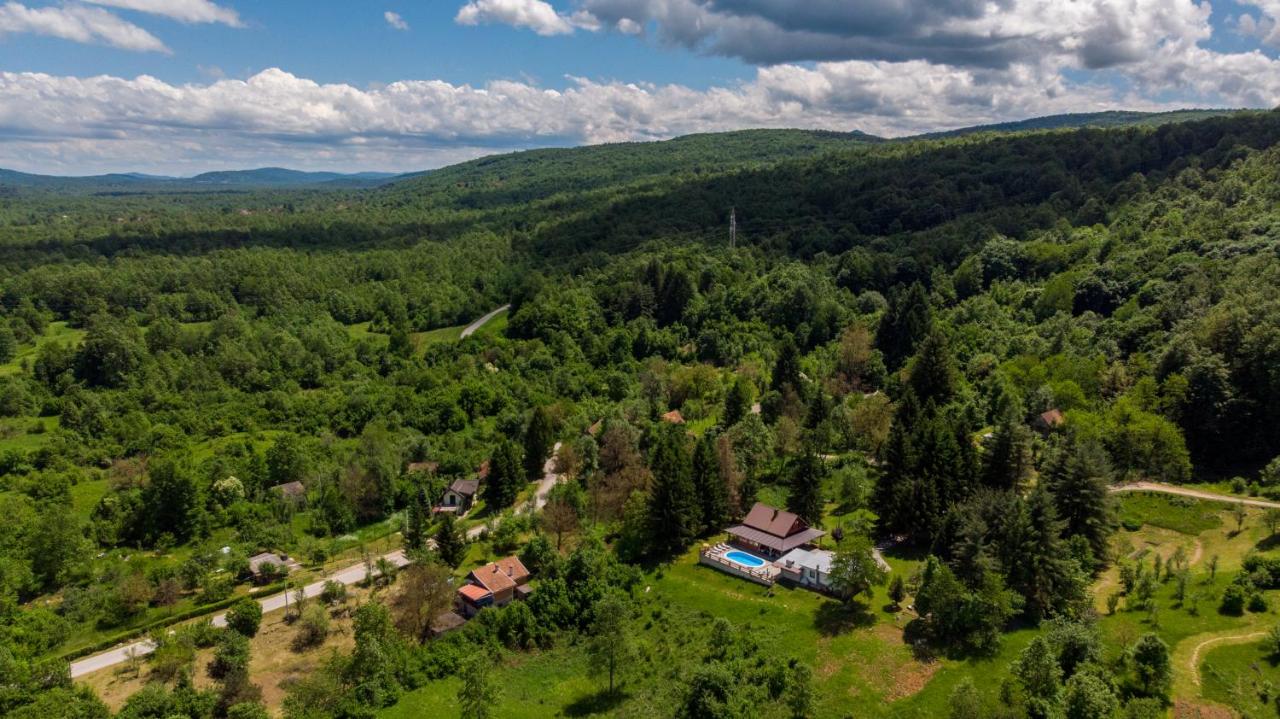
{"left": 0, "top": 1, "right": 168, "bottom": 51}
{"left": 80, "top": 0, "right": 242, "bottom": 26}
{"left": 455, "top": 0, "right": 580, "bottom": 36}
{"left": 384, "top": 10, "right": 409, "bottom": 31}
{"left": 1236, "top": 1, "right": 1280, "bottom": 48}
{"left": 0, "top": 56, "right": 1275, "bottom": 175}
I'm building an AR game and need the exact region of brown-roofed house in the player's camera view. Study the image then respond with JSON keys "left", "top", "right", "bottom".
{"left": 456, "top": 555, "right": 531, "bottom": 617}
{"left": 1034, "top": 408, "right": 1066, "bottom": 433}
{"left": 661, "top": 409, "right": 685, "bottom": 424}
{"left": 587, "top": 419, "right": 603, "bottom": 436}
{"left": 435, "top": 477, "right": 480, "bottom": 516}
{"left": 476, "top": 459, "right": 491, "bottom": 480}
{"left": 246, "top": 552, "right": 300, "bottom": 583}
{"left": 724, "top": 502, "right": 825, "bottom": 558}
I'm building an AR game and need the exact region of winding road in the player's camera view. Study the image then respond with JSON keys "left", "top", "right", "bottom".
{"left": 459, "top": 304, "right": 510, "bottom": 338}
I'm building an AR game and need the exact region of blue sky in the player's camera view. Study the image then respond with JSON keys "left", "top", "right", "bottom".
{"left": 0, "top": 2, "right": 751, "bottom": 90}
{"left": 0, "top": 0, "right": 1277, "bottom": 175}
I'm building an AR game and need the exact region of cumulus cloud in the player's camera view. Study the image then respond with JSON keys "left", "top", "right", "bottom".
{"left": 0, "top": 1, "right": 169, "bottom": 51}
{"left": 80, "top": 0, "right": 242, "bottom": 26}
{"left": 1, "top": 54, "right": 1276, "bottom": 175}
{"left": 455, "top": 0, "right": 585, "bottom": 36}
{"left": 1237, "top": 1, "right": 1280, "bottom": 48}
{"left": 568, "top": 0, "right": 1224, "bottom": 70}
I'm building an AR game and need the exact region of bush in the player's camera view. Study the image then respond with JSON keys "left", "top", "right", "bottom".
{"left": 226, "top": 598, "right": 262, "bottom": 638}
{"left": 1249, "top": 592, "right": 1268, "bottom": 613}
{"left": 1220, "top": 582, "right": 1248, "bottom": 616}
{"left": 199, "top": 576, "right": 235, "bottom": 605}
{"left": 319, "top": 580, "right": 347, "bottom": 605}
{"left": 293, "top": 604, "right": 330, "bottom": 650}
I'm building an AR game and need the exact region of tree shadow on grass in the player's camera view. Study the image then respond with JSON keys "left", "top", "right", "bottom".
{"left": 813, "top": 599, "right": 876, "bottom": 637}
{"left": 1255, "top": 533, "right": 1280, "bottom": 551}
{"left": 564, "top": 689, "right": 630, "bottom": 717}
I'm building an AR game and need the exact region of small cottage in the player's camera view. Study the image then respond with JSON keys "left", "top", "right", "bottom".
{"left": 436, "top": 477, "right": 480, "bottom": 516}
{"left": 456, "top": 556, "right": 531, "bottom": 617}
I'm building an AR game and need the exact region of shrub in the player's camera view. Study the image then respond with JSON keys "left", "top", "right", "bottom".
{"left": 319, "top": 580, "right": 347, "bottom": 605}
{"left": 1220, "top": 582, "right": 1248, "bottom": 616}
{"left": 293, "top": 604, "right": 329, "bottom": 650}
{"left": 226, "top": 598, "right": 262, "bottom": 638}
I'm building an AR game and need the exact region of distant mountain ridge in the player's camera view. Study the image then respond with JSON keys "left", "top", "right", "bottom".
{"left": 0, "top": 167, "right": 406, "bottom": 193}
{"left": 0, "top": 109, "right": 1249, "bottom": 195}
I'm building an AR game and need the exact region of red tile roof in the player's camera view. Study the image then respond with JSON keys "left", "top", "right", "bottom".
{"left": 458, "top": 583, "right": 491, "bottom": 603}
{"left": 468, "top": 555, "right": 530, "bottom": 594}
{"left": 661, "top": 409, "right": 685, "bottom": 424}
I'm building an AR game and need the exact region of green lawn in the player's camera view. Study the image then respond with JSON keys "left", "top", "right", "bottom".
{"left": 1201, "top": 637, "right": 1280, "bottom": 716}
{"left": 1117, "top": 492, "right": 1225, "bottom": 534}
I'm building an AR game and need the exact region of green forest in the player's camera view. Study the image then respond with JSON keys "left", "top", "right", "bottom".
{"left": 3, "top": 109, "right": 1280, "bottom": 719}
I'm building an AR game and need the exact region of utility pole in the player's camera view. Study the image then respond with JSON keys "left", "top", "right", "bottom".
{"left": 729, "top": 207, "right": 737, "bottom": 248}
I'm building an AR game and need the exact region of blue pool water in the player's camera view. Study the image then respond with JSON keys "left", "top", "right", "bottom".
{"left": 724, "top": 550, "right": 767, "bottom": 568}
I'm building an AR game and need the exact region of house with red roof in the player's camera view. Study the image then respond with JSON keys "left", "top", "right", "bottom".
{"left": 456, "top": 555, "right": 532, "bottom": 617}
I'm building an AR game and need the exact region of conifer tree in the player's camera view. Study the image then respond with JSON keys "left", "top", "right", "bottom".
{"left": 646, "top": 425, "right": 699, "bottom": 557}
{"left": 524, "top": 406, "right": 555, "bottom": 481}
{"left": 771, "top": 338, "right": 802, "bottom": 395}
{"left": 434, "top": 513, "right": 466, "bottom": 569}
{"left": 692, "top": 433, "right": 729, "bottom": 532}
{"left": 486, "top": 440, "right": 524, "bottom": 510}
{"left": 876, "top": 282, "right": 933, "bottom": 368}
{"left": 787, "top": 447, "right": 826, "bottom": 527}
{"left": 982, "top": 409, "right": 1032, "bottom": 490}
{"left": 723, "top": 376, "right": 753, "bottom": 427}
{"left": 1044, "top": 440, "right": 1114, "bottom": 568}
{"left": 908, "top": 329, "right": 958, "bottom": 405}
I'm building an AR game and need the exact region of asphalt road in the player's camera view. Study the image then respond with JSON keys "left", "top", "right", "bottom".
{"left": 69, "top": 549, "right": 410, "bottom": 678}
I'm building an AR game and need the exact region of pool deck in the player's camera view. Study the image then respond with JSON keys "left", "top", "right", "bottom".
{"left": 699, "top": 542, "right": 780, "bottom": 586}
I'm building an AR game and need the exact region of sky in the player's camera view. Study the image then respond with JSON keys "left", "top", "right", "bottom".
{"left": 0, "top": 0, "right": 1278, "bottom": 175}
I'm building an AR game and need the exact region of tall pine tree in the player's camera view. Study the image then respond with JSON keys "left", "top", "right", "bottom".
{"left": 486, "top": 440, "right": 524, "bottom": 511}
{"left": 787, "top": 447, "right": 826, "bottom": 527}
{"left": 646, "top": 425, "right": 699, "bottom": 557}
{"left": 692, "top": 433, "right": 729, "bottom": 532}
{"left": 908, "top": 329, "right": 958, "bottom": 405}
{"left": 876, "top": 282, "right": 933, "bottom": 369}
{"left": 524, "top": 406, "right": 555, "bottom": 481}
{"left": 1045, "top": 439, "right": 1114, "bottom": 568}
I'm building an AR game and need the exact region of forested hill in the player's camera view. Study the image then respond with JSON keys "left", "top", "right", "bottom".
{"left": 374, "top": 128, "right": 880, "bottom": 211}
{"left": 526, "top": 109, "right": 1280, "bottom": 258}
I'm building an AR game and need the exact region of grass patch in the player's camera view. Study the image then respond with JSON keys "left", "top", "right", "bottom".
{"left": 1118, "top": 492, "right": 1225, "bottom": 534}
{"left": 0, "top": 321, "right": 86, "bottom": 377}
{"left": 1200, "top": 638, "right": 1280, "bottom": 716}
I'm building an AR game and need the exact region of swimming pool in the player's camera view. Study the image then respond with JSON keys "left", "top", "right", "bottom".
{"left": 724, "top": 550, "right": 767, "bottom": 568}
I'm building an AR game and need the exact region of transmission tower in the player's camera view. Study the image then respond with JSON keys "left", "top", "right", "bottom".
{"left": 729, "top": 207, "right": 737, "bottom": 248}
